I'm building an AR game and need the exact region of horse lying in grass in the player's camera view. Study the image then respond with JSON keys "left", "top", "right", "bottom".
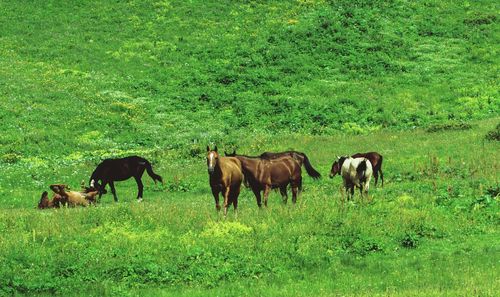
{"left": 330, "top": 152, "right": 384, "bottom": 186}
{"left": 206, "top": 146, "right": 243, "bottom": 216}
{"left": 38, "top": 185, "right": 98, "bottom": 209}
{"left": 226, "top": 152, "right": 302, "bottom": 207}
{"left": 50, "top": 184, "right": 98, "bottom": 207}
{"left": 89, "top": 155, "right": 163, "bottom": 202}
{"left": 331, "top": 156, "right": 373, "bottom": 200}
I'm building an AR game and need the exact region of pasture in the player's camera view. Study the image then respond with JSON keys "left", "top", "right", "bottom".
{"left": 0, "top": 0, "right": 498, "bottom": 296}
{"left": 1, "top": 120, "right": 498, "bottom": 296}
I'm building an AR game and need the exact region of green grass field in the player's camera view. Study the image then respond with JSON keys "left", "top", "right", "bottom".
{"left": 0, "top": 0, "right": 498, "bottom": 296}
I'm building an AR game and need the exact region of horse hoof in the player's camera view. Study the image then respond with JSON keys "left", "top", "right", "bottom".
{"left": 137, "top": 198, "right": 143, "bottom": 203}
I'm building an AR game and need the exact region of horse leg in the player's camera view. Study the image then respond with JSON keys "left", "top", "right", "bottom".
{"left": 223, "top": 186, "right": 231, "bottom": 217}
{"left": 292, "top": 185, "right": 298, "bottom": 204}
{"left": 252, "top": 187, "right": 262, "bottom": 208}
{"left": 373, "top": 172, "right": 379, "bottom": 187}
{"left": 380, "top": 169, "right": 384, "bottom": 187}
{"left": 231, "top": 185, "right": 240, "bottom": 216}
{"left": 211, "top": 187, "right": 221, "bottom": 211}
{"left": 109, "top": 182, "right": 118, "bottom": 202}
{"left": 134, "top": 176, "right": 144, "bottom": 202}
{"left": 263, "top": 186, "right": 271, "bottom": 207}
{"left": 279, "top": 186, "right": 288, "bottom": 204}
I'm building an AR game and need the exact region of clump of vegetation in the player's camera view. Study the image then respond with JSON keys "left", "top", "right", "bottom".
{"left": 485, "top": 123, "right": 500, "bottom": 141}
{"left": 426, "top": 122, "right": 472, "bottom": 133}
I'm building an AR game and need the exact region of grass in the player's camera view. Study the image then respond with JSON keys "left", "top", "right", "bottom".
{"left": 0, "top": 0, "right": 498, "bottom": 295}
{"left": 1, "top": 119, "right": 499, "bottom": 296}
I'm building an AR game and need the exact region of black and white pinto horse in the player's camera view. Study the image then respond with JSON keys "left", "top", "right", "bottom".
{"left": 90, "top": 156, "right": 163, "bottom": 202}
{"left": 334, "top": 156, "right": 373, "bottom": 200}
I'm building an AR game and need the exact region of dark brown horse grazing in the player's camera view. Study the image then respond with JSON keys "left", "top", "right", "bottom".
{"left": 229, "top": 154, "right": 302, "bottom": 207}
{"left": 330, "top": 152, "right": 384, "bottom": 186}
{"left": 227, "top": 150, "right": 321, "bottom": 179}
{"left": 206, "top": 146, "right": 243, "bottom": 216}
{"left": 89, "top": 156, "right": 163, "bottom": 202}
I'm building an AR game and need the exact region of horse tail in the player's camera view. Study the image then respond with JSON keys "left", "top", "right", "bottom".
{"left": 144, "top": 160, "right": 163, "bottom": 184}
{"left": 378, "top": 155, "right": 384, "bottom": 186}
{"left": 357, "top": 159, "right": 367, "bottom": 180}
{"left": 301, "top": 153, "right": 321, "bottom": 179}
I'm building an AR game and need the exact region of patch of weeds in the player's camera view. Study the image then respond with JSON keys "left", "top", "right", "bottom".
{"left": 166, "top": 178, "right": 194, "bottom": 192}
{"left": 426, "top": 121, "right": 472, "bottom": 133}
{"left": 400, "top": 232, "right": 420, "bottom": 249}
{"left": 485, "top": 123, "right": 500, "bottom": 141}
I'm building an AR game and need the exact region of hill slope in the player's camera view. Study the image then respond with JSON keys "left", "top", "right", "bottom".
{"left": 0, "top": 0, "right": 498, "bottom": 160}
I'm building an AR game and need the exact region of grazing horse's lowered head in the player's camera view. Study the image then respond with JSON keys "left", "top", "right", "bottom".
{"left": 89, "top": 179, "right": 107, "bottom": 195}
{"left": 329, "top": 156, "right": 348, "bottom": 178}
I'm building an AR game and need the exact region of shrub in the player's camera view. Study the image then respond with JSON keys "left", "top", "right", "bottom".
{"left": 485, "top": 123, "right": 500, "bottom": 141}
{"left": 426, "top": 122, "right": 472, "bottom": 132}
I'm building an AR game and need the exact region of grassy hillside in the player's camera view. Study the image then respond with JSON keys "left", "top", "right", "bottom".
{"left": 0, "top": 0, "right": 498, "bottom": 296}
{"left": 0, "top": 0, "right": 498, "bottom": 162}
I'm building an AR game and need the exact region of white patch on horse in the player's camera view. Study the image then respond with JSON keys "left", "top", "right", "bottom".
{"left": 340, "top": 157, "right": 373, "bottom": 199}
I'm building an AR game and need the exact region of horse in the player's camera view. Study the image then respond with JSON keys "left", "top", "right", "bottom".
{"left": 49, "top": 184, "right": 98, "bottom": 207}
{"left": 226, "top": 149, "right": 321, "bottom": 179}
{"left": 206, "top": 146, "right": 243, "bottom": 216}
{"left": 329, "top": 152, "right": 384, "bottom": 186}
{"left": 228, "top": 153, "right": 302, "bottom": 207}
{"left": 332, "top": 156, "right": 373, "bottom": 200}
{"left": 89, "top": 155, "right": 163, "bottom": 202}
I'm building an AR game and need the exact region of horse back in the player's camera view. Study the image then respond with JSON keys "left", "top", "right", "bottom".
{"left": 261, "top": 151, "right": 304, "bottom": 165}
{"left": 352, "top": 152, "right": 382, "bottom": 169}
{"left": 264, "top": 157, "right": 301, "bottom": 186}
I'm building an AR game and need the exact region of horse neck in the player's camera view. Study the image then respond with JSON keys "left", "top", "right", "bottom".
{"left": 90, "top": 169, "right": 100, "bottom": 183}
{"left": 235, "top": 156, "right": 259, "bottom": 178}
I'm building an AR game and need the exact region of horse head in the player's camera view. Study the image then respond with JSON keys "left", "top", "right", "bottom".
{"left": 206, "top": 145, "right": 220, "bottom": 174}
{"left": 89, "top": 179, "right": 107, "bottom": 195}
{"left": 329, "top": 156, "right": 348, "bottom": 178}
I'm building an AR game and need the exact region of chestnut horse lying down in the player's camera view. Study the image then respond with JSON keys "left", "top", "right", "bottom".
{"left": 206, "top": 146, "right": 243, "bottom": 216}
{"left": 38, "top": 184, "right": 99, "bottom": 209}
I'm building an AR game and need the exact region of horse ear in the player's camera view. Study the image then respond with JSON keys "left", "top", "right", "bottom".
{"left": 206, "top": 145, "right": 210, "bottom": 152}
{"left": 337, "top": 156, "right": 340, "bottom": 160}
{"left": 214, "top": 145, "right": 218, "bottom": 152}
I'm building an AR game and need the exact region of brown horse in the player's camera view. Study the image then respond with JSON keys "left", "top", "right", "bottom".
{"left": 206, "top": 146, "right": 243, "bottom": 216}
{"left": 229, "top": 154, "right": 302, "bottom": 207}
{"left": 330, "top": 152, "right": 384, "bottom": 186}
{"left": 227, "top": 150, "right": 321, "bottom": 179}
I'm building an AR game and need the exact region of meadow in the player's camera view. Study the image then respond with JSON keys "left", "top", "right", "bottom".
{"left": 0, "top": 0, "right": 498, "bottom": 296}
